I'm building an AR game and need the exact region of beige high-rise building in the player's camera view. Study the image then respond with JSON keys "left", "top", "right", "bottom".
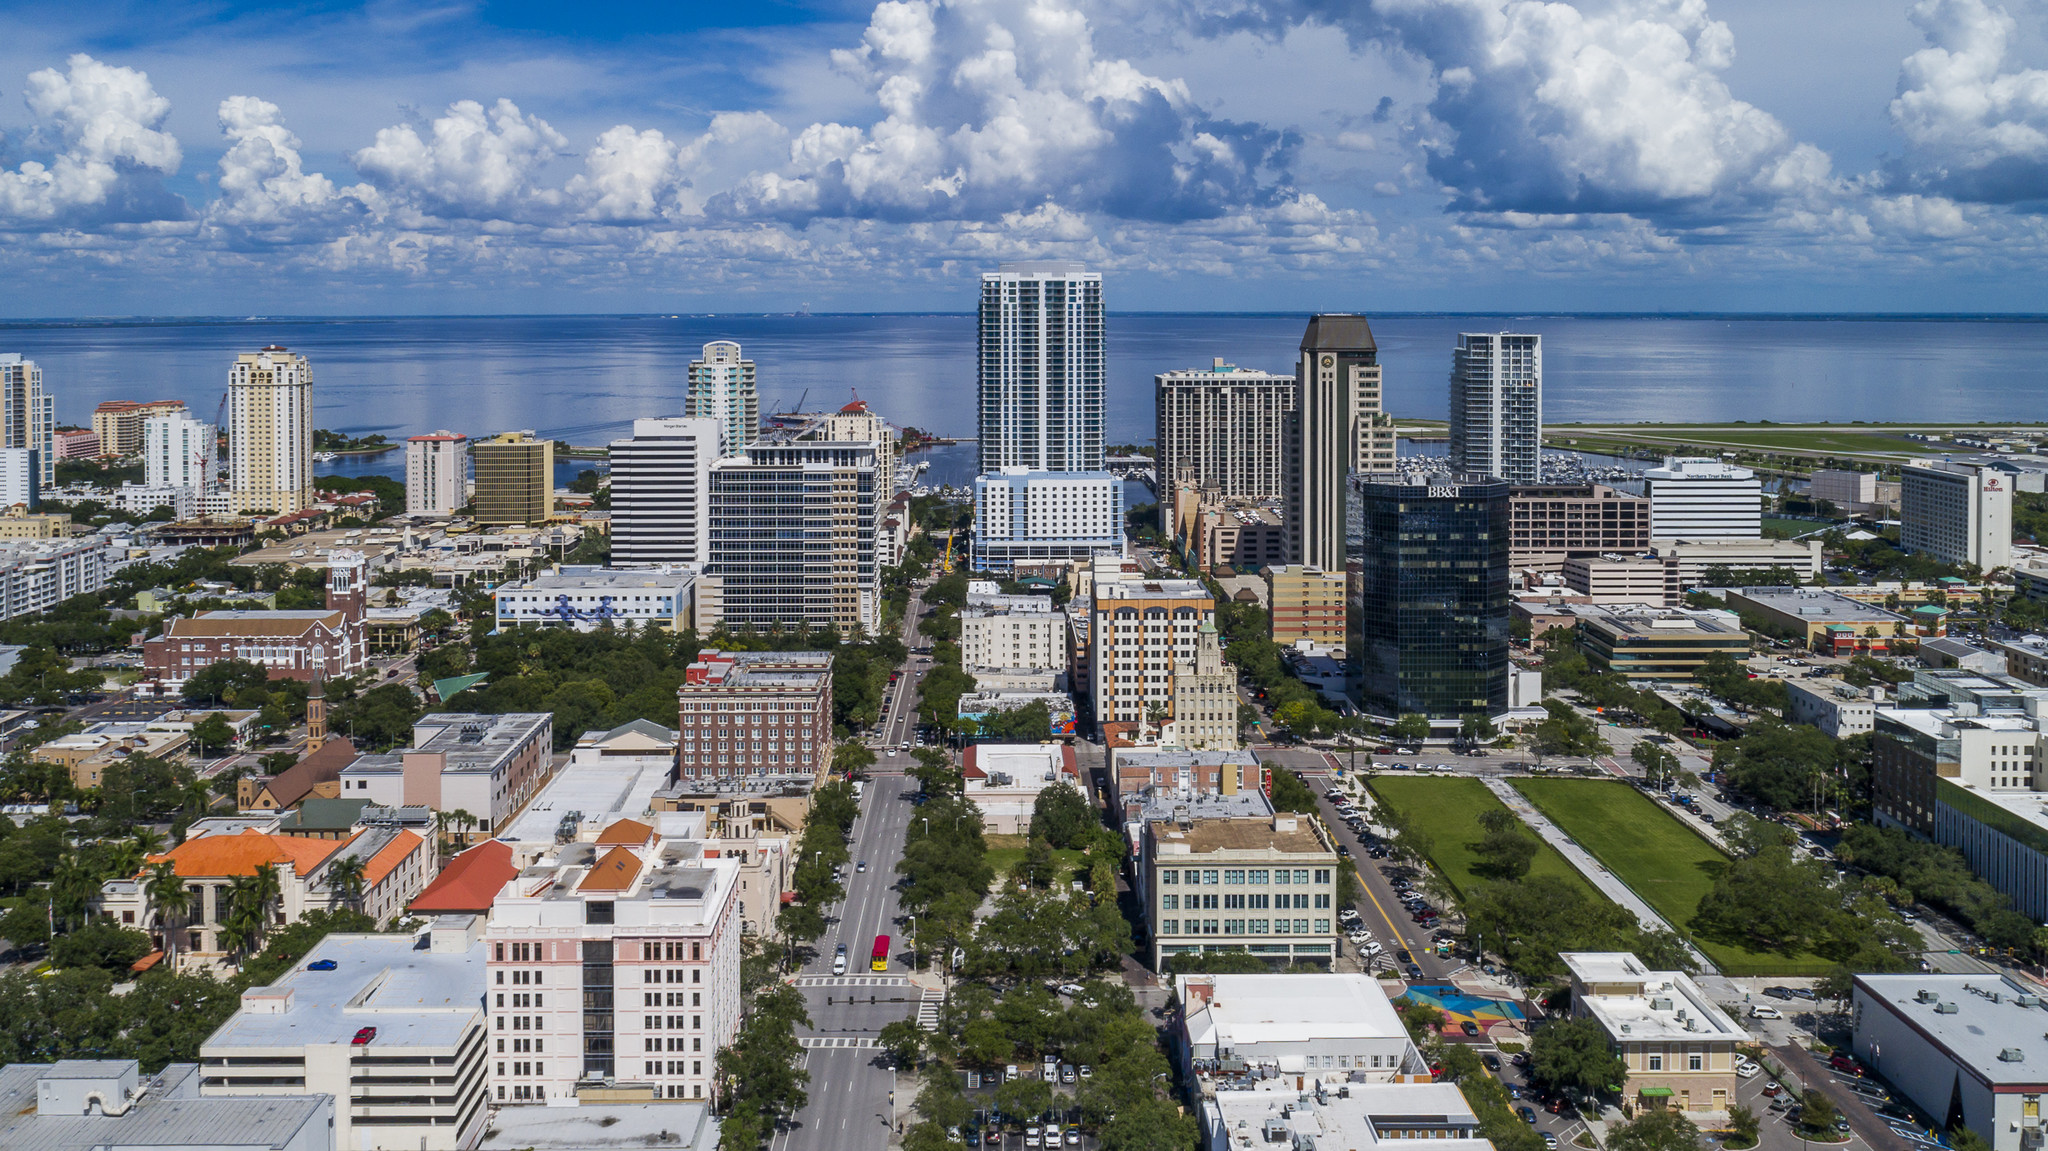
{"left": 472, "top": 431, "right": 554, "bottom": 526}
{"left": 406, "top": 431, "right": 469, "bottom": 517}
{"left": 1155, "top": 359, "right": 1297, "bottom": 531}
{"left": 1092, "top": 574, "right": 1217, "bottom": 729}
{"left": 228, "top": 347, "right": 314, "bottom": 516}
{"left": 93, "top": 399, "right": 187, "bottom": 457}
{"left": 1169, "top": 620, "right": 1239, "bottom": 750}
{"left": 822, "top": 397, "right": 897, "bottom": 498}
{"left": 1291, "top": 315, "right": 1396, "bottom": 571}
{"left": 685, "top": 340, "right": 758, "bottom": 455}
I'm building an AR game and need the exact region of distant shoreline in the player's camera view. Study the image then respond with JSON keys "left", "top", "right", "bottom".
{"left": 9, "top": 311, "right": 2048, "bottom": 325}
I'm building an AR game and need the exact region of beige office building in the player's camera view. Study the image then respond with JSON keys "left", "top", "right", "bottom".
{"left": 1562, "top": 554, "right": 1677, "bottom": 606}
{"left": 1293, "top": 316, "right": 1396, "bottom": 571}
{"left": 1562, "top": 951, "right": 1748, "bottom": 1116}
{"left": 473, "top": 431, "right": 554, "bottom": 526}
{"left": 229, "top": 347, "right": 315, "bottom": 516}
{"left": 1509, "top": 484, "right": 1650, "bottom": 572}
{"left": 1092, "top": 574, "right": 1218, "bottom": 729}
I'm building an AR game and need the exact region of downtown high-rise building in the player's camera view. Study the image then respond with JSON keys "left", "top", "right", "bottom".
{"left": 1154, "top": 359, "right": 1297, "bottom": 528}
{"left": 1643, "top": 457, "right": 1762, "bottom": 539}
{"left": 685, "top": 341, "right": 757, "bottom": 456}
{"left": 1348, "top": 472, "right": 1511, "bottom": 723}
{"left": 611, "top": 417, "right": 721, "bottom": 566}
{"left": 1902, "top": 459, "right": 2013, "bottom": 573}
{"left": 472, "top": 431, "right": 555, "bottom": 526}
{"left": 1291, "top": 315, "right": 1396, "bottom": 572}
{"left": 144, "top": 411, "right": 216, "bottom": 496}
{"left": 228, "top": 346, "right": 314, "bottom": 516}
{"left": 1449, "top": 332, "right": 1542, "bottom": 484}
{"left": 405, "top": 431, "right": 469, "bottom": 516}
{"left": 708, "top": 413, "right": 889, "bottom": 637}
{"left": 977, "top": 262, "right": 1104, "bottom": 473}
{"left": 0, "top": 354, "right": 54, "bottom": 489}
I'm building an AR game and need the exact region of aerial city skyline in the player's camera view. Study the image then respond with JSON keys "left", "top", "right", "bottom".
{"left": 6, "top": 4, "right": 2048, "bottom": 1151}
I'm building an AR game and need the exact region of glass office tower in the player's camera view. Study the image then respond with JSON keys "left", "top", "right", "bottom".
{"left": 1347, "top": 473, "right": 1511, "bottom": 722}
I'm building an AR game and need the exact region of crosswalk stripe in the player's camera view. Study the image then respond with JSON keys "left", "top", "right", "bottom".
{"left": 797, "top": 1036, "right": 877, "bottom": 1049}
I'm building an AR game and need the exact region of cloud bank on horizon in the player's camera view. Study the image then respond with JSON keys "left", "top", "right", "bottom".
{"left": 0, "top": 0, "right": 2046, "bottom": 310}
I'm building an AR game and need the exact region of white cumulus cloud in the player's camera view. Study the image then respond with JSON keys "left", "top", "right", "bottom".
{"left": 718, "top": 0, "right": 1300, "bottom": 224}
{"left": 1195, "top": 0, "right": 1835, "bottom": 221}
{"left": 211, "top": 96, "right": 378, "bottom": 232}
{"left": 0, "top": 53, "right": 186, "bottom": 226}
{"left": 1889, "top": 0, "right": 2048, "bottom": 203}
{"left": 352, "top": 97, "right": 569, "bottom": 220}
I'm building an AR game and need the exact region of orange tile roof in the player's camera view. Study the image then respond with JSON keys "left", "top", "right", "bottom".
{"left": 578, "top": 846, "right": 643, "bottom": 893}
{"left": 410, "top": 840, "right": 517, "bottom": 915}
{"left": 362, "top": 830, "right": 425, "bottom": 888}
{"left": 596, "top": 818, "right": 654, "bottom": 846}
{"left": 147, "top": 828, "right": 347, "bottom": 879}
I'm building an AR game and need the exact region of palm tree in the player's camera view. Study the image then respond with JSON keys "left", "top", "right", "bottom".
{"left": 49, "top": 854, "right": 101, "bottom": 931}
{"left": 325, "top": 855, "right": 367, "bottom": 916}
{"left": 132, "top": 827, "right": 167, "bottom": 857}
{"left": 224, "top": 864, "right": 284, "bottom": 957}
{"left": 436, "top": 808, "right": 482, "bottom": 852}
{"left": 144, "top": 861, "right": 191, "bottom": 967}
{"left": 179, "top": 779, "right": 214, "bottom": 821}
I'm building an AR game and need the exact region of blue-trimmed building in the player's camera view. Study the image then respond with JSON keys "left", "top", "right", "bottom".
{"left": 493, "top": 564, "right": 700, "bottom": 632}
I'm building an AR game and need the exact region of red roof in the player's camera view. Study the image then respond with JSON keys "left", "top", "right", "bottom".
{"left": 408, "top": 433, "right": 467, "bottom": 442}
{"left": 839, "top": 398, "right": 869, "bottom": 413}
{"left": 409, "top": 840, "right": 517, "bottom": 915}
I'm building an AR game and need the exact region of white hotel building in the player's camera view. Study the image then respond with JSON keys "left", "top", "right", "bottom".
{"left": 1902, "top": 459, "right": 2013, "bottom": 573}
{"left": 483, "top": 817, "right": 743, "bottom": 1107}
{"left": 971, "top": 467, "right": 1124, "bottom": 572}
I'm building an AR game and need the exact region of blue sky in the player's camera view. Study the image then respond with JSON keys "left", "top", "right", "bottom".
{"left": 1, "top": 0, "right": 2046, "bottom": 314}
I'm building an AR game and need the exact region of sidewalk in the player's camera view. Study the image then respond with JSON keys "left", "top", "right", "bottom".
{"left": 1482, "top": 778, "right": 1719, "bottom": 975}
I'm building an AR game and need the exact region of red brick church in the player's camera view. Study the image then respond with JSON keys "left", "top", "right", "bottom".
{"left": 143, "top": 551, "right": 369, "bottom": 686}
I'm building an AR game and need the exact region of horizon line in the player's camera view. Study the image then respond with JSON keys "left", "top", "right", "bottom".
{"left": 5, "top": 309, "right": 2048, "bottom": 325}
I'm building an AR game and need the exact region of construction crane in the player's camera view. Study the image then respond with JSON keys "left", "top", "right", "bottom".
{"left": 939, "top": 530, "right": 954, "bottom": 573}
{"left": 196, "top": 391, "right": 227, "bottom": 522}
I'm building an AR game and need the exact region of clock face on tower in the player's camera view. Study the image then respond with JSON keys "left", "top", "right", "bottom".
{"left": 1322, "top": 355, "right": 1334, "bottom": 368}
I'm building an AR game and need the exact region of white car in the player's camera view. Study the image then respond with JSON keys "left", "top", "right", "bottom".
{"left": 1736, "top": 1061, "right": 1761, "bottom": 1078}
{"left": 1362, "top": 942, "right": 1384, "bottom": 955}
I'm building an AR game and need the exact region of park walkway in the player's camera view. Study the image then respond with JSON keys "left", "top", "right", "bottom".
{"left": 1481, "top": 777, "right": 1720, "bottom": 976}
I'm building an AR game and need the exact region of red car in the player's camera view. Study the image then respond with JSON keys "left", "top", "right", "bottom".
{"left": 1829, "top": 1055, "right": 1864, "bottom": 1077}
{"left": 352, "top": 1027, "right": 377, "bottom": 1046}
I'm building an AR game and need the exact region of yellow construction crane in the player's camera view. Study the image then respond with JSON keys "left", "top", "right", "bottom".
{"left": 939, "top": 530, "right": 954, "bottom": 573}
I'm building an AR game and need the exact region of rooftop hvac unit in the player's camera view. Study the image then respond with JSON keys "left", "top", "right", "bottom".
{"left": 2018, "top": 995, "right": 2042, "bottom": 1008}
{"left": 1935, "top": 1002, "right": 1959, "bottom": 1014}
{"left": 1917, "top": 990, "right": 1938, "bottom": 1003}
{"left": 2000, "top": 1049, "right": 2026, "bottom": 1063}
{"left": 1652, "top": 998, "right": 1674, "bottom": 1011}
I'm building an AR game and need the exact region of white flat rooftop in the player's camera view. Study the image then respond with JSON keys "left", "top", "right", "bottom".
{"left": 1180, "top": 974, "right": 1406, "bottom": 1048}
{"left": 478, "top": 1102, "right": 716, "bottom": 1150}
{"left": 203, "top": 932, "right": 484, "bottom": 1054}
{"left": 1208, "top": 1081, "right": 1487, "bottom": 1151}
{"left": 501, "top": 754, "right": 675, "bottom": 844}
{"left": 1857, "top": 974, "right": 2048, "bottom": 1084}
